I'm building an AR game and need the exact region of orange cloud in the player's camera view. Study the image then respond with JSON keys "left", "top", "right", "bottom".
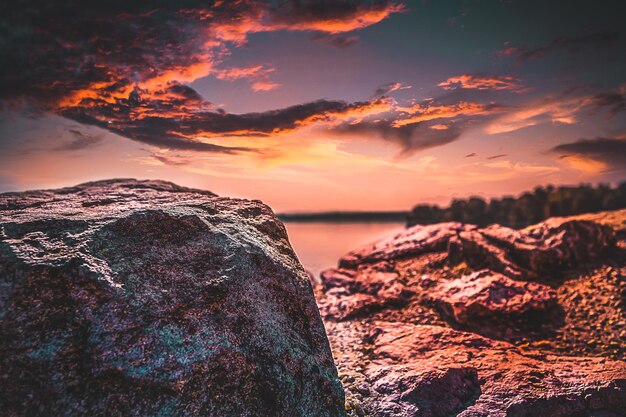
{"left": 214, "top": 65, "right": 271, "bottom": 80}
{"left": 32, "top": 1, "right": 405, "bottom": 152}
{"left": 485, "top": 96, "right": 591, "bottom": 134}
{"left": 557, "top": 155, "right": 607, "bottom": 173}
{"left": 438, "top": 74, "right": 526, "bottom": 93}
{"left": 393, "top": 102, "right": 502, "bottom": 127}
{"left": 252, "top": 81, "right": 281, "bottom": 92}
{"left": 214, "top": 65, "right": 280, "bottom": 92}
{"left": 60, "top": 93, "right": 394, "bottom": 152}
{"left": 210, "top": 2, "right": 405, "bottom": 42}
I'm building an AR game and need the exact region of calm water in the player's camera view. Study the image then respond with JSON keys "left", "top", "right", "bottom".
{"left": 283, "top": 222, "right": 405, "bottom": 277}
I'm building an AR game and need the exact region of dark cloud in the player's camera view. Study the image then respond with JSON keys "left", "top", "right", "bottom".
{"left": 0, "top": 0, "right": 402, "bottom": 106}
{"left": 325, "top": 91, "right": 509, "bottom": 154}
{"left": 498, "top": 31, "right": 620, "bottom": 63}
{"left": 0, "top": 0, "right": 402, "bottom": 152}
{"left": 465, "top": 152, "right": 476, "bottom": 157}
{"left": 591, "top": 91, "right": 626, "bottom": 116}
{"left": 330, "top": 119, "right": 463, "bottom": 154}
{"left": 53, "top": 129, "right": 104, "bottom": 151}
{"left": 550, "top": 137, "right": 626, "bottom": 170}
{"left": 60, "top": 93, "right": 391, "bottom": 152}
{"left": 486, "top": 154, "right": 506, "bottom": 160}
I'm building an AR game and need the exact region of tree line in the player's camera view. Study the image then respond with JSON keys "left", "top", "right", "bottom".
{"left": 407, "top": 182, "right": 626, "bottom": 229}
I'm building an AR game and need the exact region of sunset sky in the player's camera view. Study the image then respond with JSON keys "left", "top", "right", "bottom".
{"left": 1, "top": 0, "right": 625, "bottom": 211}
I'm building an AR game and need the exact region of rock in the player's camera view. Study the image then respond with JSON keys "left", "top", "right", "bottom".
{"left": 452, "top": 218, "right": 616, "bottom": 280}
{"left": 319, "top": 212, "right": 626, "bottom": 417}
{"left": 0, "top": 179, "right": 345, "bottom": 417}
{"left": 320, "top": 266, "right": 412, "bottom": 321}
{"left": 336, "top": 217, "right": 615, "bottom": 280}
{"left": 369, "top": 365, "right": 480, "bottom": 417}
{"left": 428, "top": 270, "right": 558, "bottom": 327}
{"left": 357, "top": 322, "right": 626, "bottom": 417}
{"left": 338, "top": 223, "right": 469, "bottom": 269}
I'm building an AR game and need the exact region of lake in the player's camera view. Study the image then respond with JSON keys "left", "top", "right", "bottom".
{"left": 283, "top": 222, "right": 406, "bottom": 278}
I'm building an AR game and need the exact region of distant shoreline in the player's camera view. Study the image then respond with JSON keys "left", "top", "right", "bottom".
{"left": 277, "top": 211, "right": 409, "bottom": 223}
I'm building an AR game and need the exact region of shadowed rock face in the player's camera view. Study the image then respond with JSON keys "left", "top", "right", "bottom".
{"left": 318, "top": 213, "right": 626, "bottom": 417}
{"left": 0, "top": 179, "right": 345, "bottom": 417}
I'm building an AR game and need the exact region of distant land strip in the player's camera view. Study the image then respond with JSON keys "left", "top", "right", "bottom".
{"left": 277, "top": 211, "right": 409, "bottom": 223}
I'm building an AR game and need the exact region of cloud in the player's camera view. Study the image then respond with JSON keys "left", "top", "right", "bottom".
{"left": 437, "top": 74, "right": 526, "bottom": 93}
{"left": 0, "top": 0, "right": 403, "bottom": 151}
{"left": 53, "top": 129, "right": 104, "bottom": 151}
{"left": 591, "top": 87, "right": 626, "bottom": 116}
{"left": 483, "top": 160, "right": 559, "bottom": 174}
{"left": 214, "top": 65, "right": 280, "bottom": 92}
{"left": 312, "top": 33, "right": 360, "bottom": 48}
{"left": 60, "top": 94, "right": 393, "bottom": 152}
{"left": 323, "top": 96, "right": 508, "bottom": 153}
{"left": 394, "top": 101, "right": 504, "bottom": 127}
{"left": 486, "top": 154, "right": 507, "bottom": 160}
{"left": 0, "top": 0, "right": 404, "bottom": 107}
{"left": 486, "top": 84, "right": 626, "bottom": 135}
{"left": 252, "top": 81, "right": 282, "bottom": 92}
{"left": 485, "top": 95, "right": 589, "bottom": 134}
{"left": 549, "top": 137, "right": 626, "bottom": 172}
{"left": 373, "top": 82, "right": 412, "bottom": 97}
{"left": 497, "top": 31, "right": 620, "bottom": 63}
{"left": 148, "top": 151, "right": 193, "bottom": 167}
{"left": 330, "top": 118, "right": 463, "bottom": 154}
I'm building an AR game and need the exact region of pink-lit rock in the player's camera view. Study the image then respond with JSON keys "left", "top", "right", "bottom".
{"left": 428, "top": 270, "right": 557, "bottom": 326}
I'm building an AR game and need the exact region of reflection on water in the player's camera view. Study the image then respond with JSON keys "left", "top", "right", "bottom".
{"left": 283, "top": 222, "right": 405, "bottom": 278}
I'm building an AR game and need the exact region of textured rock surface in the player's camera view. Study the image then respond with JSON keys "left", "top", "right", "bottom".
{"left": 428, "top": 270, "right": 558, "bottom": 327}
{"left": 0, "top": 179, "right": 345, "bottom": 417}
{"left": 338, "top": 218, "right": 615, "bottom": 280}
{"left": 318, "top": 211, "right": 626, "bottom": 417}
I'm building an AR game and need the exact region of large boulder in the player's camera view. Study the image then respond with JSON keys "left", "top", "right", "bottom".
{"left": 0, "top": 179, "right": 345, "bottom": 417}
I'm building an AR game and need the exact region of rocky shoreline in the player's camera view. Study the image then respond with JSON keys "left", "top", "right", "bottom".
{"left": 1, "top": 179, "right": 625, "bottom": 416}
{"left": 318, "top": 211, "right": 626, "bottom": 416}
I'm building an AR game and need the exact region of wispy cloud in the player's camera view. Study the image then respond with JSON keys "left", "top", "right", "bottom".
{"left": 485, "top": 96, "right": 589, "bottom": 134}
{"left": 496, "top": 31, "right": 620, "bottom": 63}
{"left": 214, "top": 65, "right": 280, "bottom": 92}
{"left": 312, "top": 33, "right": 360, "bottom": 48}
{"left": 373, "top": 82, "right": 412, "bottom": 97}
{"left": 438, "top": 74, "right": 526, "bottom": 93}
{"left": 53, "top": 129, "right": 104, "bottom": 152}
{"left": 394, "top": 101, "right": 504, "bottom": 127}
